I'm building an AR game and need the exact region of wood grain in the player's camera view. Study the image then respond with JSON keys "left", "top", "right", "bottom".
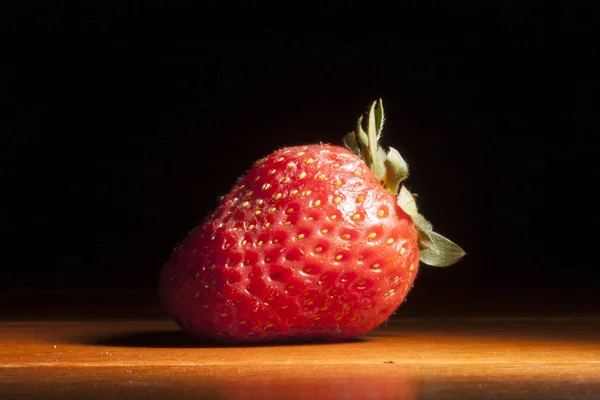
{"left": 1, "top": 315, "right": 599, "bottom": 399}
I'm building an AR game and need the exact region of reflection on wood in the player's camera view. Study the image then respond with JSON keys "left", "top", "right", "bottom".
{"left": 1, "top": 317, "right": 599, "bottom": 399}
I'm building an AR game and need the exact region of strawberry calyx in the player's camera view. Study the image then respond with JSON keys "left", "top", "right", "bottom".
{"left": 343, "top": 99, "right": 465, "bottom": 267}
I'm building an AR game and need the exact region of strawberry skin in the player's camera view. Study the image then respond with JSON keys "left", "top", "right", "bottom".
{"left": 159, "top": 100, "right": 465, "bottom": 343}
{"left": 160, "top": 144, "right": 419, "bottom": 342}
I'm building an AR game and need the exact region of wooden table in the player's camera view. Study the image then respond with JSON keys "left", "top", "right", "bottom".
{"left": 1, "top": 291, "right": 599, "bottom": 399}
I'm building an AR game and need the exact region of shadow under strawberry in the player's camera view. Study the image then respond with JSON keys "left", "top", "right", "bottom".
{"left": 80, "top": 330, "right": 368, "bottom": 348}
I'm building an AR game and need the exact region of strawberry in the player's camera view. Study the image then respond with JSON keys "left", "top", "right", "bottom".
{"left": 159, "top": 100, "right": 464, "bottom": 343}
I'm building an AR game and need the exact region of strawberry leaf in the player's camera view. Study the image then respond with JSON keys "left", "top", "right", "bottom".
{"left": 383, "top": 147, "right": 408, "bottom": 194}
{"left": 412, "top": 213, "right": 433, "bottom": 232}
{"left": 398, "top": 186, "right": 464, "bottom": 266}
{"left": 373, "top": 147, "right": 387, "bottom": 180}
{"left": 367, "top": 101, "right": 386, "bottom": 179}
{"left": 374, "top": 98, "right": 385, "bottom": 140}
{"left": 397, "top": 185, "right": 418, "bottom": 217}
{"left": 416, "top": 227, "right": 439, "bottom": 255}
{"left": 343, "top": 132, "right": 361, "bottom": 156}
{"left": 368, "top": 101, "right": 378, "bottom": 156}
{"left": 356, "top": 116, "right": 370, "bottom": 160}
{"left": 417, "top": 231, "right": 466, "bottom": 267}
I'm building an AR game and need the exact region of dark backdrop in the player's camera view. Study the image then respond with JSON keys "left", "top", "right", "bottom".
{"left": 2, "top": 4, "right": 597, "bottom": 297}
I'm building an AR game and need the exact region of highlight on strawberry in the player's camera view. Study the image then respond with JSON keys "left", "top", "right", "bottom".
{"left": 159, "top": 100, "right": 465, "bottom": 343}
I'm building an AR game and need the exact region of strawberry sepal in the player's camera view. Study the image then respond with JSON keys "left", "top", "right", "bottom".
{"left": 344, "top": 99, "right": 466, "bottom": 267}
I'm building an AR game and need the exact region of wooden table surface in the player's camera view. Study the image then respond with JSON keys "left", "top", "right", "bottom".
{"left": 1, "top": 291, "right": 599, "bottom": 399}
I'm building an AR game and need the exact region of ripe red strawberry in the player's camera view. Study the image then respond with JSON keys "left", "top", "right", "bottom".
{"left": 159, "top": 100, "right": 464, "bottom": 343}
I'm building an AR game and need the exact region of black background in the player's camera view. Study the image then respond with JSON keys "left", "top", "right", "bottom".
{"left": 2, "top": 4, "right": 598, "bottom": 299}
